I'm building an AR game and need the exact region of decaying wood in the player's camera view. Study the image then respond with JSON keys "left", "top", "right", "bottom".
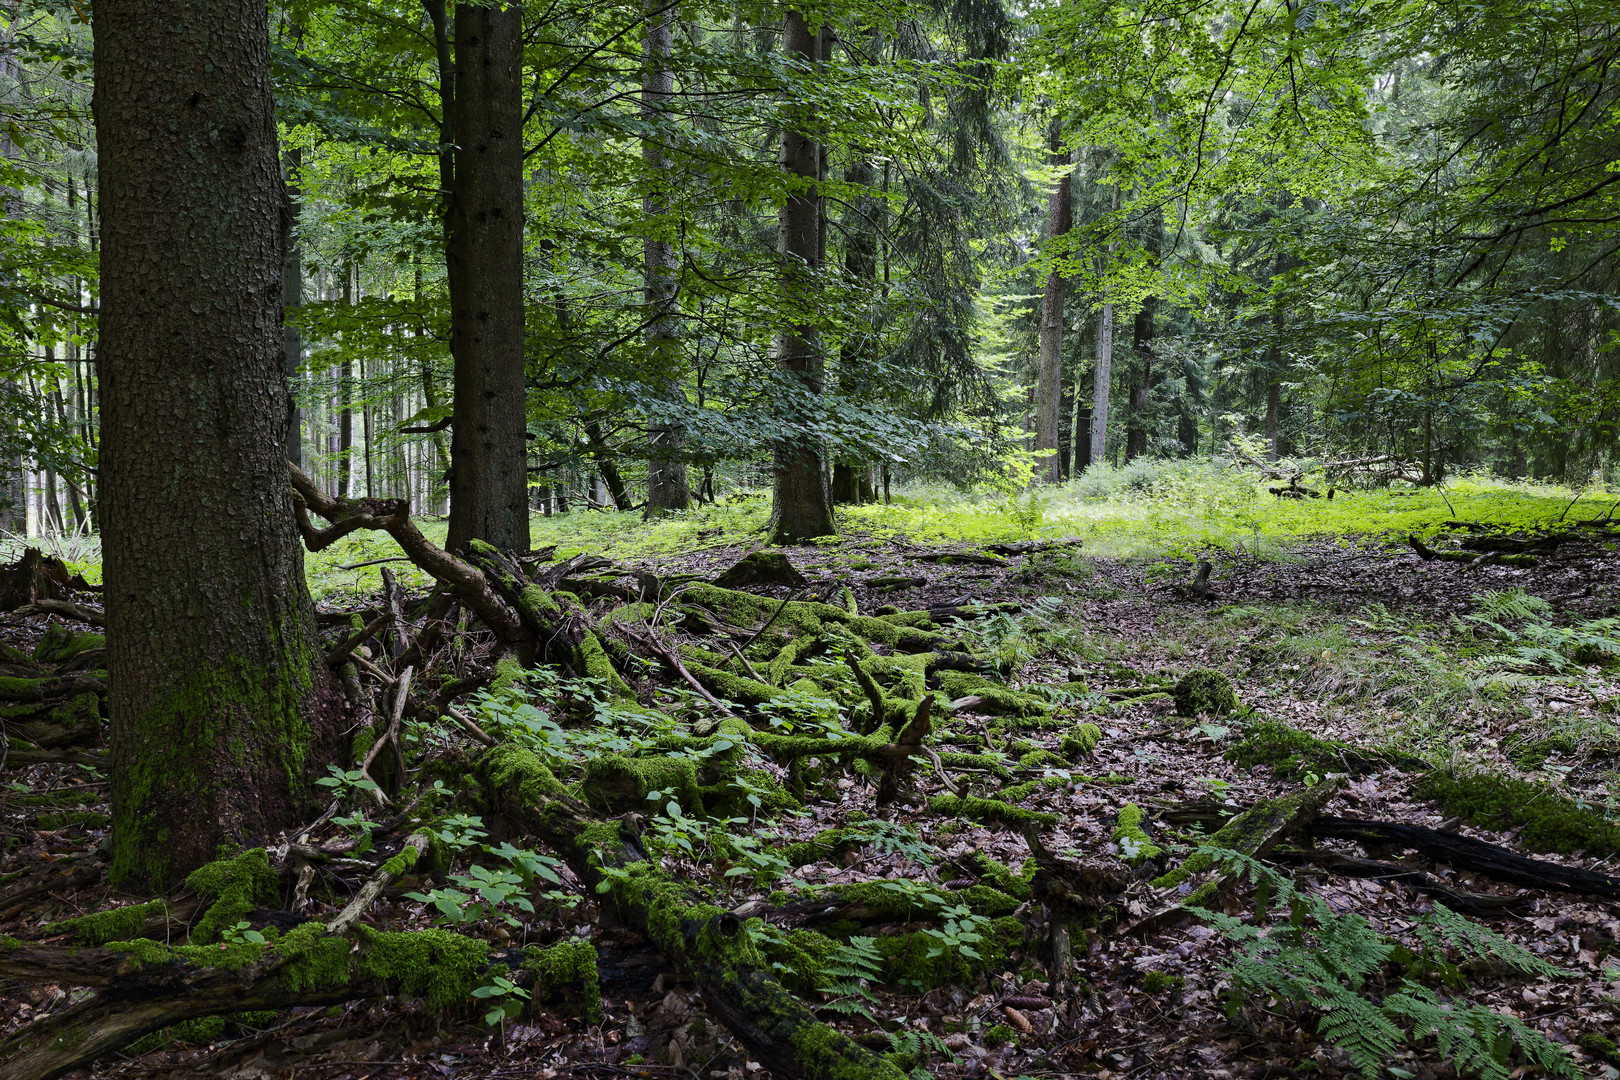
{"left": 478, "top": 750, "right": 907, "bottom": 1080}
{"left": 1269, "top": 847, "right": 1528, "bottom": 917}
{"left": 1305, "top": 816, "right": 1620, "bottom": 900}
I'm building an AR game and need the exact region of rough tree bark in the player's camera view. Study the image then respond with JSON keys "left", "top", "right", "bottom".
{"left": 94, "top": 0, "right": 334, "bottom": 889}
{"left": 444, "top": 0, "right": 531, "bottom": 553}
{"left": 770, "top": 10, "right": 837, "bottom": 543}
{"left": 642, "top": 0, "right": 690, "bottom": 518}
{"left": 1034, "top": 119, "right": 1073, "bottom": 484}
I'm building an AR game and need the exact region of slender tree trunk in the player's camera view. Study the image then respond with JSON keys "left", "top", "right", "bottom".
{"left": 642, "top": 0, "right": 689, "bottom": 517}
{"left": 1089, "top": 180, "right": 1120, "bottom": 469}
{"left": 1034, "top": 118, "right": 1073, "bottom": 483}
{"left": 94, "top": 0, "right": 334, "bottom": 890}
{"left": 283, "top": 141, "right": 304, "bottom": 470}
{"left": 1124, "top": 205, "right": 1161, "bottom": 463}
{"left": 0, "top": 16, "right": 26, "bottom": 535}
{"left": 444, "top": 0, "right": 530, "bottom": 552}
{"left": 769, "top": 10, "right": 836, "bottom": 543}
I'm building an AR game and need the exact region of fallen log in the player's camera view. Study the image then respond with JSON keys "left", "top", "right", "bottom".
{"left": 1269, "top": 847, "right": 1528, "bottom": 917}
{"left": 477, "top": 746, "right": 907, "bottom": 1080}
{"left": 1305, "top": 816, "right": 1620, "bottom": 900}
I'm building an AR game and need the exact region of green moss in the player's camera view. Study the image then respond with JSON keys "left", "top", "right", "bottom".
{"left": 276, "top": 921, "right": 353, "bottom": 992}
{"left": 489, "top": 654, "right": 526, "bottom": 694}
{"left": 1151, "top": 787, "right": 1324, "bottom": 892}
{"left": 1414, "top": 771, "right": 1620, "bottom": 855}
{"left": 582, "top": 753, "right": 704, "bottom": 813}
{"left": 1062, "top": 721, "right": 1103, "bottom": 758}
{"left": 350, "top": 724, "right": 376, "bottom": 765}
{"left": 790, "top": 1023, "right": 908, "bottom": 1080}
{"left": 1019, "top": 748, "right": 1066, "bottom": 769}
{"left": 687, "top": 662, "right": 781, "bottom": 707}
{"left": 1141, "top": 970, "right": 1184, "bottom": 994}
{"left": 873, "top": 915, "right": 1025, "bottom": 991}
{"left": 984, "top": 1023, "right": 1018, "bottom": 1047}
{"left": 936, "top": 751, "right": 1014, "bottom": 778}
{"left": 577, "top": 631, "right": 634, "bottom": 699}
{"left": 381, "top": 844, "right": 421, "bottom": 878}
{"left": 127, "top": 1014, "right": 227, "bottom": 1055}
{"left": 355, "top": 925, "right": 490, "bottom": 1008}
{"left": 523, "top": 940, "right": 602, "bottom": 1022}
{"left": 1578, "top": 1032, "right": 1618, "bottom": 1056}
{"left": 1174, "top": 669, "right": 1238, "bottom": 717}
{"left": 185, "top": 848, "right": 279, "bottom": 945}
{"left": 0, "top": 675, "right": 52, "bottom": 700}
{"left": 33, "top": 625, "right": 105, "bottom": 665}
{"left": 478, "top": 745, "right": 571, "bottom": 805}
{"left": 1111, "top": 805, "right": 1163, "bottom": 865}
{"left": 1225, "top": 720, "right": 1412, "bottom": 777}
{"left": 46, "top": 900, "right": 167, "bottom": 945}
{"left": 937, "top": 671, "right": 1051, "bottom": 718}
{"left": 928, "top": 792, "right": 1057, "bottom": 827}
{"left": 36, "top": 809, "right": 109, "bottom": 830}
{"left": 757, "top": 927, "right": 840, "bottom": 994}
{"left": 110, "top": 629, "right": 319, "bottom": 891}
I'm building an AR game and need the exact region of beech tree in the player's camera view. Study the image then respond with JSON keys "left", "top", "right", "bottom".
{"left": 94, "top": 0, "right": 331, "bottom": 888}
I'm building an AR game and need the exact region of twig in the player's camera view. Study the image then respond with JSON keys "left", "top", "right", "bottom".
{"left": 325, "top": 614, "right": 393, "bottom": 668}
{"left": 444, "top": 706, "right": 499, "bottom": 747}
{"left": 325, "top": 831, "right": 432, "bottom": 935}
{"left": 357, "top": 667, "right": 413, "bottom": 808}
{"left": 725, "top": 640, "right": 769, "bottom": 685}
{"left": 739, "top": 586, "right": 805, "bottom": 651}
{"left": 336, "top": 556, "right": 415, "bottom": 571}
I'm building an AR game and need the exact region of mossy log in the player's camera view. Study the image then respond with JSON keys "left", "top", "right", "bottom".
{"left": 1132, "top": 778, "right": 1345, "bottom": 934}
{"left": 476, "top": 746, "right": 907, "bottom": 1080}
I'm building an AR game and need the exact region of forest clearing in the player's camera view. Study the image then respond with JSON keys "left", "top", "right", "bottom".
{"left": 2, "top": 0, "right": 1620, "bottom": 1077}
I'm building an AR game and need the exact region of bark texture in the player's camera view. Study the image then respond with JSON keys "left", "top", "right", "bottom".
{"left": 93, "top": 0, "right": 331, "bottom": 889}
{"left": 445, "top": 1, "right": 531, "bottom": 553}
{"left": 642, "top": 0, "right": 690, "bottom": 517}
{"left": 770, "top": 11, "right": 836, "bottom": 543}
{"left": 1089, "top": 180, "right": 1121, "bottom": 468}
{"left": 1034, "top": 122, "right": 1073, "bottom": 483}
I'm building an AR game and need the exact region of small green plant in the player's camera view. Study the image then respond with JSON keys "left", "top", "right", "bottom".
{"left": 1192, "top": 849, "right": 1578, "bottom": 1080}
{"left": 818, "top": 936, "right": 885, "bottom": 1019}
{"left": 314, "top": 765, "right": 380, "bottom": 803}
{"left": 219, "top": 920, "right": 267, "bottom": 946}
{"left": 471, "top": 972, "right": 530, "bottom": 1027}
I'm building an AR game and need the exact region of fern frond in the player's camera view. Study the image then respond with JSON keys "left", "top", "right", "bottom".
{"left": 1415, "top": 904, "right": 1574, "bottom": 979}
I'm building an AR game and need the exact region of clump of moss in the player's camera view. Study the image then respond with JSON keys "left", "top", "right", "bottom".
{"left": 1019, "top": 748, "right": 1066, "bottom": 769}
{"left": 757, "top": 927, "right": 840, "bottom": 995}
{"left": 36, "top": 809, "right": 109, "bottom": 830}
{"left": 936, "top": 671, "right": 1051, "bottom": 719}
{"left": 972, "top": 855, "right": 1036, "bottom": 900}
{"left": 46, "top": 900, "right": 167, "bottom": 945}
{"left": 185, "top": 848, "right": 279, "bottom": 945}
{"left": 1174, "top": 669, "right": 1238, "bottom": 717}
{"left": 1111, "top": 804, "right": 1163, "bottom": 865}
{"left": 983, "top": 1022, "right": 1018, "bottom": 1047}
{"left": 1225, "top": 721, "right": 1412, "bottom": 777}
{"left": 582, "top": 753, "right": 704, "bottom": 814}
{"left": 355, "top": 925, "right": 491, "bottom": 1009}
{"left": 1415, "top": 771, "right": 1620, "bottom": 855}
{"left": 1062, "top": 722, "right": 1103, "bottom": 758}
{"left": 127, "top": 1014, "right": 226, "bottom": 1055}
{"left": 33, "top": 625, "right": 105, "bottom": 666}
{"left": 874, "top": 915, "right": 1025, "bottom": 990}
{"left": 1141, "top": 970, "right": 1184, "bottom": 994}
{"left": 523, "top": 939, "right": 601, "bottom": 1022}
{"left": 928, "top": 792, "right": 1057, "bottom": 828}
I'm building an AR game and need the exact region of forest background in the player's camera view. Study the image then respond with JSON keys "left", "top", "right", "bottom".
{"left": 2, "top": 0, "right": 1616, "bottom": 537}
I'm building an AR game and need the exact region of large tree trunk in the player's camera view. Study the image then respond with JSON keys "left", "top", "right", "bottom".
{"left": 1034, "top": 119, "right": 1073, "bottom": 484}
{"left": 0, "top": 16, "right": 26, "bottom": 536}
{"left": 642, "top": 0, "right": 689, "bottom": 518}
{"left": 444, "top": 1, "right": 530, "bottom": 553}
{"left": 770, "top": 10, "right": 836, "bottom": 544}
{"left": 93, "top": 0, "right": 333, "bottom": 890}
{"left": 282, "top": 21, "right": 304, "bottom": 472}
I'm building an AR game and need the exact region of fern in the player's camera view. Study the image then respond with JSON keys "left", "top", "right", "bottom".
{"left": 818, "top": 937, "right": 884, "bottom": 1020}
{"left": 1191, "top": 849, "right": 1579, "bottom": 1080}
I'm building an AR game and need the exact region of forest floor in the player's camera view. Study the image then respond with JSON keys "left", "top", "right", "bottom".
{"left": 3, "top": 482, "right": 1620, "bottom": 1080}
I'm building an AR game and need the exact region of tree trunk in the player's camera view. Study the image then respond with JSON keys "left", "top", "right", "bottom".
{"left": 444, "top": 1, "right": 530, "bottom": 553}
{"left": 1124, "top": 205, "right": 1160, "bottom": 463}
{"left": 770, "top": 10, "right": 836, "bottom": 544}
{"left": 1034, "top": 119, "right": 1073, "bottom": 484}
{"left": 282, "top": 126, "right": 304, "bottom": 469}
{"left": 642, "top": 0, "right": 690, "bottom": 518}
{"left": 1089, "top": 180, "right": 1120, "bottom": 469}
{"left": 0, "top": 18, "right": 25, "bottom": 536}
{"left": 337, "top": 358, "right": 353, "bottom": 498}
{"left": 93, "top": 0, "right": 334, "bottom": 890}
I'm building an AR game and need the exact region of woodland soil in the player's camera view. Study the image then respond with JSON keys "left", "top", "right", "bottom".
{"left": 2, "top": 527, "right": 1617, "bottom": 1080}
